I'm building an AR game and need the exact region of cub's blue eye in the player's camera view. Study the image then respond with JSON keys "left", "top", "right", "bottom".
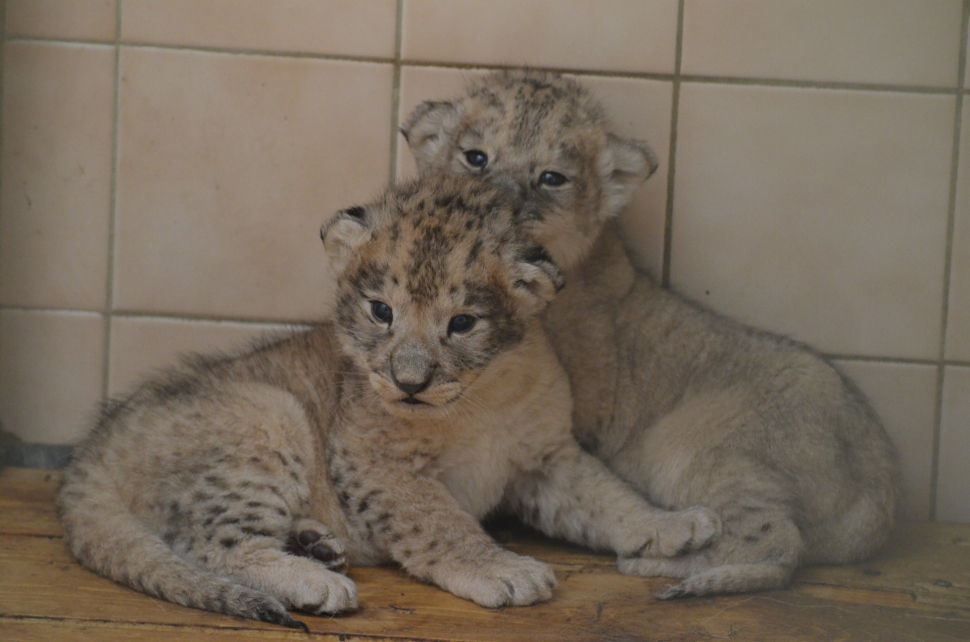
{"left": 464, "top": 150, "right": 488, "bottom": 169}
{"left": 538, "top": 171, "right": 568, "bottom": 187}
{"left": 370, "top": 301, "right": 393, "bottom": 324}
{"left": 448, "top": 315, "right": 476, "bottom": 335}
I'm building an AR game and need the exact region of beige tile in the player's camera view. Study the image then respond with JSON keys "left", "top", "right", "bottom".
{"left": 580, "top": 75, "right": 672, "bottom": 279}
{"left": 6, "top": 0, "right": 117, "bottom": 42}
{"left": 0, "top": 310, "right": 104, "bottom": 444}
{"left": 108, "top": 316, "right": 297, "bottom": 397}
{"left": 0, "top": 42, "right": 114, "bottom": 310}
{"left": 397, "top": 67, "right": 673, "bottom": 278}
{"left": 937, "top": 366, "right": 970, "bottom": 523}
{"left": 114, "top": 48, "right": 393, "bottom": 320}
{"left": 121, "top": 0, "right": 397, "bottom": 58}
{"left": 682, "top": 0, "right": 963, "bottom": 87}
{"left": 946, "top": 102, "right": 970, "bottom": 361}
{"left": 671, "top": 85, "right": 954, "bottom": 359}
{"left": 401, "top": 0, "right": 678, "bottom": 74}
{"left": 834, "top": 360, "right": 937, "bottom": 521}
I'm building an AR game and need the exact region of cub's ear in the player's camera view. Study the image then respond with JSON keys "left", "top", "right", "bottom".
{"left": 320, "top": 205, "right": 374, "bottom": 272}
{"left": 512, "top": 245, "right": 565, "bottom": 312}
{"left": 400, "top": 100, "right": 461, "bottom": 173}
{"left": 598, "top": 134, "right": 659, "bottom": 219}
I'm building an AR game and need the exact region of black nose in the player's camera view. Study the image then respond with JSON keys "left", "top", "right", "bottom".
{"left": 393, "top": 376, "right": 430, "bottom": 397}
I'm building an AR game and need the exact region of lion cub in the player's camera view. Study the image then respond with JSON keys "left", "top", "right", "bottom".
{"left": 59, "top": 174, "right": 719, "bottom": 628}
{"left": 402, "top": 70, "right": 900, "bottom": 598}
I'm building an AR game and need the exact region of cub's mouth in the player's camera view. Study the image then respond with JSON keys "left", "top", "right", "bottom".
{"left": 400, "top": 396, "right": 426, "bottom": 406}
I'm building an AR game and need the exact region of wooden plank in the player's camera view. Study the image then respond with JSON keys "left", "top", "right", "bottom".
{"left": 794, "top": 522, "right": 970, "bottom": 615}
{"left": 0, "top": 618, "right": 325, "bottom": 642}
{"left": 0, "top": 469, "right": 61, "bottom": 537}
{"left": 3, "top": 534, "right": 969, "bottom": 642}
{"left": 4, "top": 468, "right": 970, "bottom": 640}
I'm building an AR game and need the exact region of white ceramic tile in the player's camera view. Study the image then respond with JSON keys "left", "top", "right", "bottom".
{"left": 397, "top": 66, "right": 673, "bottom": 278}
{"left": 671, "top": 84, "right": 954, "bottom": 359}
{"left": 579, "top": 75, "right": 672, "bottom": 279}
{"left": 121, "top": 0, "right": 397, "bottom": 58}
{"left": 0, "top": 310, "right": 105, "bottom": 444}
{"left": 834, "top": 361, "right": 938, "bottom": 521}
{"left": 946, "top": 102, "right": 970, "bottom": 361}
{"left": 108, "top": 316, "right": 296, "bottom": 396}
{"left": 401, "top": 0, "right": 678, "bottom": 74}
{"left": 114, "top": 48, "right": 392, "bottom": 321}
{"left": 937, "top": 366, "right": 970, "bottom": 523}
{"left": 0, "top": 42, "right": 114, "bottom": 310}
{"left": 5, "top": 0, "right": 117, "bottom": 42}
{"left": 682, "top": 0, "right": 963, "bottom": 87}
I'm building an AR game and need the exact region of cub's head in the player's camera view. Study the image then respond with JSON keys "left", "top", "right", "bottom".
{"left": 321, "top": 174, "right": 563, "bottom": 418}
{"left": 401, "top": 69, "right": 658, "bottom": 272}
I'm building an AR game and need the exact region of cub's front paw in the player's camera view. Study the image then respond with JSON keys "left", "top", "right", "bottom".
{"left": 626, "top": 507, "right": 722, "bottom": 558}
{"left": 435, "top": 551, "right": 557, "bottom": 608}
{"left": 287, "top": 518, "right": 348, "bottom": 574}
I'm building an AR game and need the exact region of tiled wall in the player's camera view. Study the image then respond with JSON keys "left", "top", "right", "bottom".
{"left": 0, "top": 1, "right": 967, "bottom": 523}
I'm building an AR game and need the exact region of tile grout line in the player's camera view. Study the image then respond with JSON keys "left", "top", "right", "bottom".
{"left": 3, "top": 35, "right": 397, "bottom": 65}
{"left": 22, "top": 299, "right": 970, "bottom": 367}
{"left": 660, "top": 0, "right": 685, "bottom": 288}
{"left": 929, "top": 0, "right": 970, "bottom": 521}
{"left": 2, "top": 34, "right": 966, "bottom": 97}
{"left": 387, "top": 0, "right": 404, "bottom": 184}
{"left": 99, "top": 1, "right": 123, "bottom": 406}
{"left": 0, "top": 304, "right": 321, "bottom": 328}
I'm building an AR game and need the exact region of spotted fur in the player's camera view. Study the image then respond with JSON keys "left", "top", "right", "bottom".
{"left": 59, "top": 174, "right": 720, "bottom": 627}
{"left": 403, "top": 69, "right": 900, "bottom": 598}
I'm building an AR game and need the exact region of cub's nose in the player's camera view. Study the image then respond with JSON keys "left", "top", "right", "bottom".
{"left": 393, "top": 375, "right": 430, "bottom": 397}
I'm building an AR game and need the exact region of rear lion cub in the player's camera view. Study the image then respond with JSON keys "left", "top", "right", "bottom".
{"left": 403, "top": 70, "right": 900, "bottom": 598}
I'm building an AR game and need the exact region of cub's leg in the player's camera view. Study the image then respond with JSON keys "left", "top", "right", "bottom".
{"left": 330, "top": 445, "right": 556, "bottom": 608}
{"left": 159, "top": 383, "right": 358, "bottom": 614}
{"left": 504, "top": 442, "right": 721, "bottom": 558}
{"left": 617, "top": 502, "right": 801, "bottom": 597}
{"left": 174, "top": 473, "right": 357, "bottom": 615}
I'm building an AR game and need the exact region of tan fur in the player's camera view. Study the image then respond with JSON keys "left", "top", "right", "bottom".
{"left": 58, "top": 174, "right": 720, "bottom": 628}
{"left": 402, "top": 70, "right": 900, "bottom": 598}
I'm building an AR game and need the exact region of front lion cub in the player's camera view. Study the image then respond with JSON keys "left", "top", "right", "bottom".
{"left": 403, "top": 70, "right": 900, "bottom": 598}
{"left": 59, "top": 174, "right": 719, "bottom": 629}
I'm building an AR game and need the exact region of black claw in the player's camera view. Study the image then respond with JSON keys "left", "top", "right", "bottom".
{"left": 311, "top": 543, "right": 340, "bottom": 563}
{"left": 255, "top": 603, "right": 309, "bottom": 631}
{"left": 288, "top": 618, "right": 311, "bottom": 633}
{"left": 298, "top": 529, "right": 321, "bottom": 547}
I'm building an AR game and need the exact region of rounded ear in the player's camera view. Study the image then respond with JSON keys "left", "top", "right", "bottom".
{"left": 512, "top": 245, "right": 565, "bottom": 311}
{"left": 598, "top": 134, "right": 659, "bottom": 218}
{"left": 400, "top": 100, "right": 462, "bottom": 173}
{"left": 320, "top": 206, "right": 374, "bottom": 273}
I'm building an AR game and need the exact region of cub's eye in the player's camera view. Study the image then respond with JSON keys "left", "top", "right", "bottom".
{"left": 370, "top": 301, "right": 393, "bottom": 325}
{"left": 463, "top": 150, "right": 488, "bottom": 169}
{"left": 538, "top": 171, "right": 568, "bottom": 187}
{"left": 447, "top": 315, "right": 477, "bottom": 335}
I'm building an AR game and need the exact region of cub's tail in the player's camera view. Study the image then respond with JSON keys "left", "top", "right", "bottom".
{"left": 56, "top": 464, "right": 307, "bottom": 631}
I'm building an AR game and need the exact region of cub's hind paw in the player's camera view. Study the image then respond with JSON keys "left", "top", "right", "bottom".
{"left": 633, "top": 506, "right": 722, "bottom": 558}
{"left": 287, "top": 518, "right": 348, "bottom": 573}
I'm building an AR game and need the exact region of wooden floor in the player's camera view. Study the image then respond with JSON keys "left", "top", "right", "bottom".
{"left": 1, "top": 468, "right": 968, "bottom": 642}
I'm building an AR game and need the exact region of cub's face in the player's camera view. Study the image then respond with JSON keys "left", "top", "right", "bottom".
{"left": 401, "top": 70, "right": 658, "bottom": 272}
{"left": 321, "top": 175, "right": 562, "bottom": 418}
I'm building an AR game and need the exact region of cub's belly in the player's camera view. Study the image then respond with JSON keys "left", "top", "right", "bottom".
{"left": 436, "top": 455, "right": 512, "bottom": 521}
